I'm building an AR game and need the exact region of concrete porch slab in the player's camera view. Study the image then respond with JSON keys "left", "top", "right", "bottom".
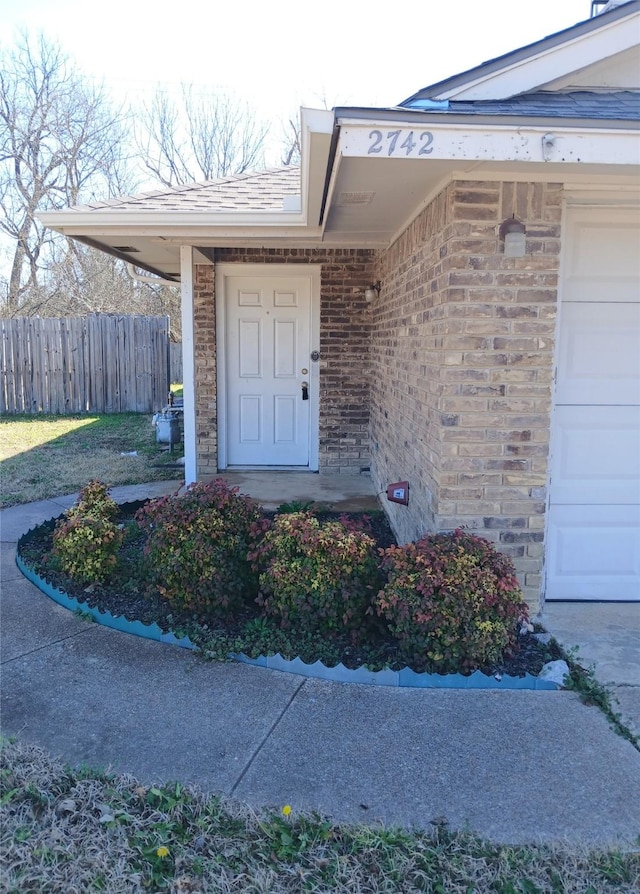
{"left": 613, "top": 687, "right": 640, "bottom": 740}
{"left": 212, "top": 470, "right": 380, "bottom": 512}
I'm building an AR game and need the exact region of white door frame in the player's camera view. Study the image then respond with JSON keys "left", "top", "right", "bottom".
{"left": 216, "top": 263, "right": 321, "bottom": 470}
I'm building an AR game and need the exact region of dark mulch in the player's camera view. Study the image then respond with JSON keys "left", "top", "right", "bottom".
{"left": 17, "top": 503, "right": 561, "bottom": 678}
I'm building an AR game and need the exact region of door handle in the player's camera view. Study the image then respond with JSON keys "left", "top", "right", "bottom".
{"left": 301, "top": 381, "right": 309, "bottom": 401}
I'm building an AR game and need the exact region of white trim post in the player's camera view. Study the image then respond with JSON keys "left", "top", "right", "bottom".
{"left": 180, "top": 245, "right": 197, "bottom": 484}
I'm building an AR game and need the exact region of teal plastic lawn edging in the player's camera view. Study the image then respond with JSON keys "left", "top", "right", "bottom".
{"left": 16, "top": 549, "right": 198, "bottom": 651}
{"left": 16, "top": 532, "right": 560, "bottom": 692}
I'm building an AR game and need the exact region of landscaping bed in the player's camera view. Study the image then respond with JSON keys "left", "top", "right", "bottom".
{"left": 16, "top": 481, "right": 562, "bottom": 684}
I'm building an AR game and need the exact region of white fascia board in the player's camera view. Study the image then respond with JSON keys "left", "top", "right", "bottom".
{"left": 435, "top": 12, "right": 640, "bottom": 100}
{"left": 300, "top": 107, "right": 334, "bottom": 227}
{"left": 300, "top": 107, "right": 334, "bottom": 138}
{"left": 38, "top": 210, "right": 308, "bottom": 233}
{"left": 320, "top": 150, "right": 343, "bottom": 233}
{"left": 338, "top": 121, "right": 640, "bottom": 166}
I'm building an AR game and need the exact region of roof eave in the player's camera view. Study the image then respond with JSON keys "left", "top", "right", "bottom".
{"left": 299, "top": 107, "right": 335, "bottom": 229}
{"left": 334, "top": 106, "right": 640, "bottom": 130}
{"left": 38, "top": 209, "right": 310, "bottom": 233}
{"left": 72, "top": 236, "right": 180, "bottom": 282}
{"left": 38, "top": 109, "right": 335, "bottom": 238}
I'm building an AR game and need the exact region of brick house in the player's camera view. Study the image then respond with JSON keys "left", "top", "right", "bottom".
{"left": 41, "top": 0, "right": 640, "bottom": 611}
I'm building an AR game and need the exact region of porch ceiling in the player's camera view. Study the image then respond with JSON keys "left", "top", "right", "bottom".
{"left": 321, "top": 153, "right": 640, "bottom": 247}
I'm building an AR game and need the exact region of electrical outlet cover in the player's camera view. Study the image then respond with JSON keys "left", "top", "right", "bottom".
{"left": 386, "top": 481, "right": 409, "bottom": 505}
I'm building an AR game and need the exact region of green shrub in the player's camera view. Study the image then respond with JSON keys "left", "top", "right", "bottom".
{"left": 275, "top": 499, "right": 315, "bottom": 514}
{"left": 66, "top": 478, "right": 119, "bottom": 521}
{"left": 52, "top": 481, "right": 122, "bottom": 585}
{"left": 250, "top": 512, "right": 381, "bottom": 640}
{"left": 374, "top": 529, "right": 528, "bottom": 672}
{"left": 135, "top": 478, "right": 266, "bottom": 621}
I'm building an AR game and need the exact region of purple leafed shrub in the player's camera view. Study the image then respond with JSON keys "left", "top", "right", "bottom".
{"left": 374, "top": 529, "right": 528, "bottom": 672}
{"left": 135, "top": 478, "right": 268, "bottom": 621}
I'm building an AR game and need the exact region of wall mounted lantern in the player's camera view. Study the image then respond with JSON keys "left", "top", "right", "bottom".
{"left": 364, "top": 281, "right": 381, "bottom": 303}
{"left": 499, "top": 215, "right": 527, "bottom": 258}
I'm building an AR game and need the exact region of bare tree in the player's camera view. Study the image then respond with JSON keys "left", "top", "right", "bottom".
{"left": 0, "top": 32, "right": 132, "bottom": 314}
{"left": 281, "top": 116, "right": 301, "bottom": 166}
{"left": 33, "top": 245, "right": 181, "bottom": 338}
{"left": 137, "top": 85, "right": 269, "bottom": 187}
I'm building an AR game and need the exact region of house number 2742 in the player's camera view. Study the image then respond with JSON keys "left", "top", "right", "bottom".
{"left": 368, "top": 129, "right": 434, "bottom": 156}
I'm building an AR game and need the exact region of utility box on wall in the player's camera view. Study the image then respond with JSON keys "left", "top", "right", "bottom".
{"left": 386, "top": 481, "right": 409, "bottom": 505}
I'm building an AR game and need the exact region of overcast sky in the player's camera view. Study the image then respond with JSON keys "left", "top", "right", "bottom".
{"left": 1, "top": 0, "right": 593, "bottom": 120}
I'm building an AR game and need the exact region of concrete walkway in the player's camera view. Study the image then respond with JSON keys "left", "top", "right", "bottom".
{"left": 1, "top": 481, "right": 639, "bottom": 847}
{"left": 542, "top": 602, "right": 640, "bottom": 741}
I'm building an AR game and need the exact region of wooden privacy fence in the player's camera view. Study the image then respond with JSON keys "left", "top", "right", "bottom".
{"left": 1, "top": 314, "right": 171, "bottom": 415}
{"left": 169, "top": 342, "right": 183, "bottom": 383}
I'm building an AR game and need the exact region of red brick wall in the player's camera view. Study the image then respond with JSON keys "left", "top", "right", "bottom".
{"left": 369, "top": 181, "right": 562, "bottom": 609}
{"left": 194, "top": 264, "right": 217, "bottom": 474}
{"left": 194, "top": 248, "right": 375, "bottom": 474}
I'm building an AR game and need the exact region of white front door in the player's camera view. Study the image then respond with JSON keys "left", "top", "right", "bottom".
{"left": 546, "top": 206, "right": 640, "bottom": 601}
{"left": 217, "top": 266, "right": 320, "bottom": 468}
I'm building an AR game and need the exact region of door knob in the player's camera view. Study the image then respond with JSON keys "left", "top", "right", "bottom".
{"left": 301, "top": 381, "right": 309, "bottom": 401}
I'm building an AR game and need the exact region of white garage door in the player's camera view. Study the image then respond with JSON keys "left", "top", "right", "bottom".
{"left": 546, "top": 206, "right": 640, "bottom": 601}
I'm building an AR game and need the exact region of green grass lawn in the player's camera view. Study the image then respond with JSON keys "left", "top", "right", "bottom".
{"left": 0, "top": 413, "right": 183, "bottom": 509}
{"left": 1, "top": 738, "right": 637, "bottom": 894}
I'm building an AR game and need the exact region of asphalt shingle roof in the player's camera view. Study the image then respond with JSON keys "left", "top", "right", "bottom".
{"left": 72, "top": 167, "right": 301, "bottom": 213}
{"left": 404, "top": 91, "right": 640, "bottom": 120}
